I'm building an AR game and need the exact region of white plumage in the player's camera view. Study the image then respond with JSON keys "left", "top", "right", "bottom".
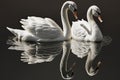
{"left": 7, "top": 1, "right": 78, "bottom": 42}
{"left": 72, "top": 5, "right": 103, "bottom": 42}
{"left": 7, "top": 17, "right": 64, "bottom": 42}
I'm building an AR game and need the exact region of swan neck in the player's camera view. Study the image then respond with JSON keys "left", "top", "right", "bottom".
{"left": 61, "top": 3, "right": 71, "bottom": 40}
{"left": 87, "top": 7, "right": 96, "bottom": 25}
{"left": 87, "top": 7, "right": 103, "bottom": 41}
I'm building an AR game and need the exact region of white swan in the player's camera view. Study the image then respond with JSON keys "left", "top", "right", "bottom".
{"left": 7, "top": 1, "right": 78, "bottom": 42}
{"left": 72, "top": 5, "right": 103, "bottom": 42}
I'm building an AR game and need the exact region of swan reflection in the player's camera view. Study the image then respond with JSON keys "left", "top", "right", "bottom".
{"left": 71, "top": 36, "right": 112, "bottom": 76}
{"left": 60, "top": 41, "right": 75, "bottom": 80}
{"left": 7, "top": 38, "right": 63, "bottom": 64}
{"left": 7, "top": 36, "right": 111, "bottom": 78}
{"left": 7, "top": 38, "right": 75, "bottom": 79}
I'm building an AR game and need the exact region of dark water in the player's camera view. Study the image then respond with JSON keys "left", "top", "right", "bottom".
{"left": 0, "top": 0, "right": 120, "bottom": 80}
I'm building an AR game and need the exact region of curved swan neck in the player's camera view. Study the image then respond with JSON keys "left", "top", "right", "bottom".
{"left": 87, "top": 7, "right": 103, "bottom": 41}
{"left": 61, "top": 2, "right": 71, "bottom": 40}
{"left": 87, "top": 7, "right": 96, "bottom": 25}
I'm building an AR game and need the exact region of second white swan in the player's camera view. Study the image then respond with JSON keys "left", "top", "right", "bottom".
{"left": 7, "top": 1, "right": 78, "bottom": 42}
{"left": 71, "top": 5, "right": 103, "bottom": 42}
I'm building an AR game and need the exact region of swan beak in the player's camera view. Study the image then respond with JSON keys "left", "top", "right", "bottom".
{"left": 98, "top": 15, "right": 103, "bottom": 23}
{"left": 73, "top": 11, "right": 78, "bottom": 20}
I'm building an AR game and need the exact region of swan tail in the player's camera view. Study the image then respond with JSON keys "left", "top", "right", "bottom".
{"left": 6, "top": 27, "right": 19, "bottom": 36}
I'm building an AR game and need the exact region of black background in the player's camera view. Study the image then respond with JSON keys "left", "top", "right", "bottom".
{"left": 0, "top": 0, "right": 120, "bottom": 80}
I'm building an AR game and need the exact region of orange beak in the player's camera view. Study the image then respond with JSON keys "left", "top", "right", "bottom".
{"left": 98, "top": 15, "right": 103, "bottom": 23}
{"left": 73, "top": 11, "right": 78, "bottom": 20}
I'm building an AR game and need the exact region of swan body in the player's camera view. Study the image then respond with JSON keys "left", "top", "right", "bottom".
{"left": 7, "top": 17, "right": 64, "bottom": 42}
{"left": 7, "top": 1, "right": 78, "bottom": 42}
{"left": 72, "top": 5, "right": 103, "bottom": 42}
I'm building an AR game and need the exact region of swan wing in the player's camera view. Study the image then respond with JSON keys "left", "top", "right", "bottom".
{"left": 20, "top": 16, "right": 63, "bottom": 39}
{"left": 72, "top": 20, "right": 91, "bottom": 40}
{"left": 20, "top": 16, "right": 53, "bottom": 34}
{"left": 20, "top": 16, "right": 62, "bottom": 31}
{"left": 44, "top": 18, "right": 62, "bottom": 32}
{"left": 81, "top": 19, "right": 91, "bottom": 31}
{"left": 20, "top": 16, "right": 46, "bottom": 30}
{"left": 35, "top": 25, "right": 63, "bottom": 40}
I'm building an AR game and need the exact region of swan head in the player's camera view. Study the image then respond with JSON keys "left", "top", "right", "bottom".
{"left": 65, "top": 1, "right": 78, "bottom": 19}
{"left": 91, "top": 5, "right": 103, "bottom": 22}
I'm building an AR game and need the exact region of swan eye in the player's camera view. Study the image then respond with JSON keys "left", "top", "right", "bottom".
{"left": 97, "top": 12, "right": 101, "bottom": 15}
{"left": 96, "top": 8, "right": 101, "bottom": 15}
{"left": 69, "top": 3, "right": 77, "bottom": 12}
{"left": 92, "top": 10, "right": 99, "bottom": 17}
{"left": 73, "top": 8, "right": 77, "bottom": 14}
{"left": 96, "top": 10, "right": 101, "bottom": 17}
